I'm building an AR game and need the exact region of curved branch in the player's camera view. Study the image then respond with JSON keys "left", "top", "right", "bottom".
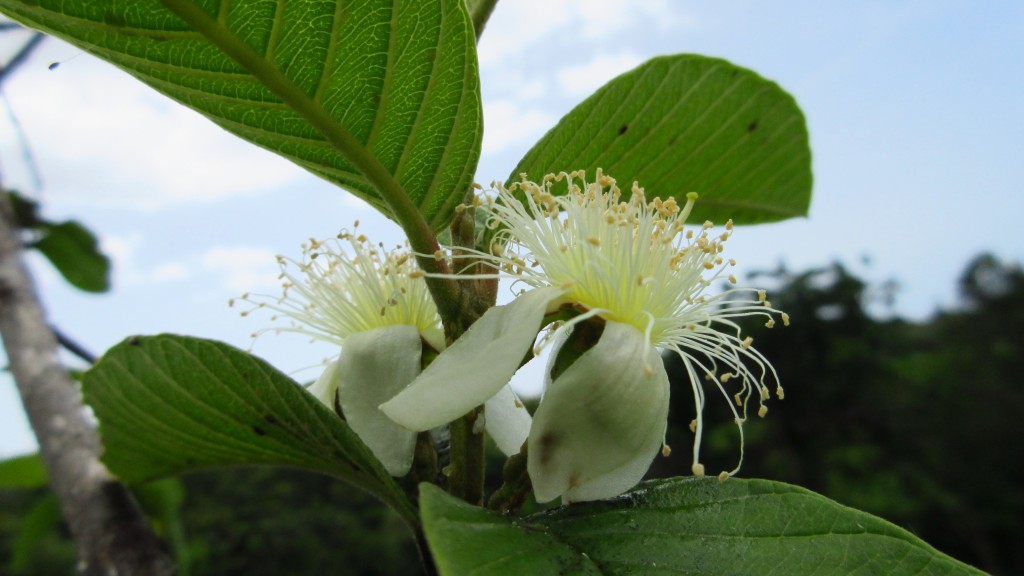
{"left": 0, "top": 193, "right": 175, "bottom": 576}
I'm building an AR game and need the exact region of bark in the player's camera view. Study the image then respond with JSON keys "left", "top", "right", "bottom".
{"left": 0, "top": 193, "right": 176, "bottom": 575}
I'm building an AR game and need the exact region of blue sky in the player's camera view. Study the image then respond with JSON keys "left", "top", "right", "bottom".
{"left": 1, "top": 1, "right": 1022, "bottom": 457}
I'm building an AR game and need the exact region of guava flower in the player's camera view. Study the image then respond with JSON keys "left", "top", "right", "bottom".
{"left": 236, "top": 228, "right": 530, "bottom": 476}
{"left": 381, "top": 170, "right": 786, "bottom": 503}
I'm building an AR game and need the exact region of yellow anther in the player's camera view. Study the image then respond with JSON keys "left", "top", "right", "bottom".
{"left": 661, "top": 444, "right": 672, "bottom": 457}
{"left": 781, "top": 312, "right": 790, "bottom": 326}
{"left": 741, "top": 336, "right": 754, "bottom": 348}
{"left": 718, "top": 471, "right": 730, "bottom": 482}
{"left": 692, "top": 463, "right": 706, "bottom": 476}
{"left": 689, "top": 419, "right": 697, "bottom": 433}
{"left": 758, "top": 405, "right": 768, "bottom": 418}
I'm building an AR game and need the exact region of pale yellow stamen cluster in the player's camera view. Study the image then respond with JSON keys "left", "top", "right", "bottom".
{"left": 469, "top": 170, "right": 787, "bottom": 479}
{"left": 233, "top": 224, "right": 441, "bottom": 347}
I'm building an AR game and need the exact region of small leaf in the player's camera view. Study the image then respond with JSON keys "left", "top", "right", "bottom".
{"left": 32, "top": 221, "right": 110, "bottom": 293}
{"left": 0, "top": 0, "right": 482, "bottom": 231}
{"left": 5, "top": 190, "right": 43, "bottom": 228}
{"left": 0, "top": 453, "right": 48, "bottom": 489}
{"left": 511, "top": 55, "right": 812, "bottom": 225}
{"left": 83, "top": 334, "right": 416, "bottom": 526}
{"left": 420, "top": 477, "right": 985, "bottom": 575}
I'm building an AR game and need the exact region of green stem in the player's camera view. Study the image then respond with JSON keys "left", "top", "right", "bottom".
{"left": 158, "top": 0, "right": 463, "bottom": 326}
{"left": 447, "top": 407, "right": 485, "bottom": 505}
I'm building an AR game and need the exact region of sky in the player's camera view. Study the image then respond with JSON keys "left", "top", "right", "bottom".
{"left": 1, "top": 1, "right": 1022, "bottom": 458}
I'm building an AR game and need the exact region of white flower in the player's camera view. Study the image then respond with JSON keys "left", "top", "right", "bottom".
{"left": 382, "top": 171, "right": 786, "bottom": 502}
{"left": 237, "top": 229, "right": 531, "bottom": 475}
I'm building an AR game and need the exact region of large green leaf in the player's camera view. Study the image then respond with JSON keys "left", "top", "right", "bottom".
{"left": 0, "top": 0, "right": 482, "bottom": 231}
{"left": 82, "top": 334, "right": 417, "bottom": 526}
{"left": 421, "top": 478, "right": 985, "bottom": 575}
{"left": 511, "top": 55, "right": 812, "bottom": 225}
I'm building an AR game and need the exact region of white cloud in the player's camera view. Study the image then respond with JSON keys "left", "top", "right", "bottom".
{"left": 556, "top": 53, "right": 644, "bottom": 98}
{"left": 482, "top": 100, "right": 554, "bottom": 155}
{"left": 478, "top": 0, "right": 692, "bottom": 67}
{"left": 150, "top": 262, "right": 191, "bottom": 282}
{"left": 4, "top": 41, "right": 303, "bottom": 210}
{"left": 200, "top": 246, "right": 279, "bottom": 293}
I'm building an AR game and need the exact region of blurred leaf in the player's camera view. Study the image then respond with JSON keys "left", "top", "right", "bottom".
{"left": 4, "top": 191, "right": 111, "bottom": 292}
{"left": 0, "top": 0, "right": 482, "bottom": 231}
{"left": 0, "top": 453, "right": 47, "bottom": 489}
{"left": 6, "top": 190, "right": 42, "bottom": 228}
{"left": 134, "top": 478, "right": 192, "bottom": 576}
{"left": 9, "top": 493, "right": 61, "bottom": 573}
{"left": 511, "top": 54, "right": 812, "bottom": 225}
{"left": 421, "top": 477, "right": 984, "bottom": 575}
{"left": 83, "top": 334, "right": 417, "bottom": 526}
{"left": 32, "top": 221, "right": 110, "bottom": 293}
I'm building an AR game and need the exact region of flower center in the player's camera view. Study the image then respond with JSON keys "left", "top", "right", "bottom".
{"left": 490, "top": 170, "right": 733, "bottom": 345}
{"left": 234, "top": 227, "right": 442, "bottom": 347}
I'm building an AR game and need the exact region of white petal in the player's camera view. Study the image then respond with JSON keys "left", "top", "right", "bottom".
{"left": 307, "top": 357, "right": 343, "bottom": 411}
{"left": 381, "top": 286, "right": 565, "bottom": 431}
{"left": 484, "top": 386, "right": 532, "bottom": 456}
{"left": 561, "top": 425, "right": 665, "bottom": 504}
{"left": 336, "top": 325, "right": 422, "bottom": 476}
{"left": 528, "top": 322, "right": 669, "bottom": 503}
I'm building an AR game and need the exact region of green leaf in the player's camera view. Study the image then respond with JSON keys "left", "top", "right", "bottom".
{"left": 0, "top": 0, "right": 482, "bottom": 231}
{"left": 134, "top": 478, "right": 193, "bottom": 574}
{"left": 511, "top": 55, "right": 812, "bottom": 225}
{"left": 0, "top": 453, "right": 48, "bottom": 489}
{"left": 32, "top": 221, "right": 111, "bottom": 293}
{"left": 420, "top": 477, "right": 985, "bottom": 575}
{"left": 9, "top": 494, "right": 62, "bottom": 573}
{"left": 82, "top": 334, "right": 417, "bottom": 526}
{"left": 4, "top": 191, "right": 111, "bottom": 292}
